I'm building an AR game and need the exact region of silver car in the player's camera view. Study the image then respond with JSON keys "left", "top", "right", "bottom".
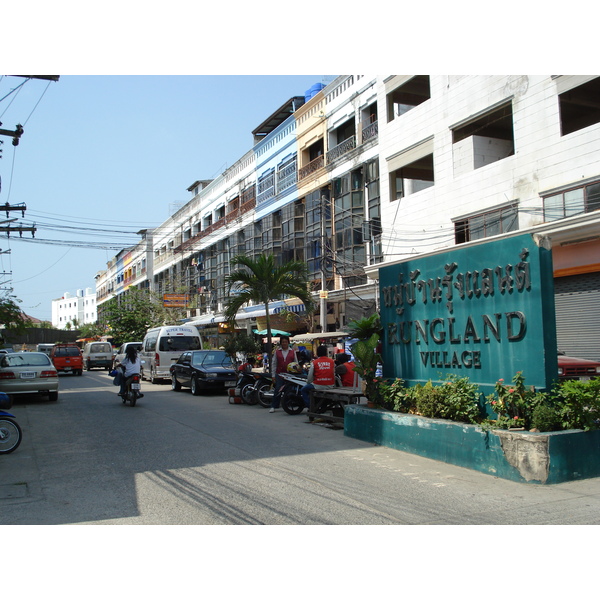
{"left": 0, "top": 352, "right": 59, "bottom": 401}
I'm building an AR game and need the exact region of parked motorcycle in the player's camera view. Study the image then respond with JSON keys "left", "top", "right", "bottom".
{"left": 0, "top": 393, "right": 22, "bottom": 454}
{"left": 278, "top": 371, "right": 309, "bottom": 415}
{"left": 122, "top": 373, "right": 142, "bottom": 407}
{"left": 248, "top": 372, "right": 275, "bottom": 408}
{"left": 237, "top": 370, "right": 259, "bottom": 405}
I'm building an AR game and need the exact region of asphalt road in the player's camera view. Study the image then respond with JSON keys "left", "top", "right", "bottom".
{"left": 2, "top": 369, "right": 600, "bottom": 526}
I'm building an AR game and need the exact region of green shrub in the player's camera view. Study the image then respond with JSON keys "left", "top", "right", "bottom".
{"left": 379, "top": 371, "right": 600, "bottom": 433}
{"left": 378, "top": 378, "right": 414, "bottom": 413}
{"left": 550, "top": 378, "right": 600, "bottom": 431}
{"left": 379, "top": 376, "right": 481, "bottom": 424}
{"left": 531, "top": 404, "right": 562, "bottom": 432}
{"left": 485, "top": 371, "right": 546, "bottom": 430}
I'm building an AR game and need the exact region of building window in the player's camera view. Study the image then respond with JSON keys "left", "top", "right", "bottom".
{"left": 386, "top": 76, "right": 431, "bottom": 122}
{"left": 389, "top": 153, "right": 434, "bottom": 200}
{"left": 276, "top": 155, "right": 297, "bottom": 194}
{"left": 559, "top": 77, "right": 600, "bottom": 136}
{"left": 452, "top": 103, "right": 514, "bottom": 176}
{"left": 257, "top": 169, "right": 275, "bottom": 205}
{"left": 454, "top": 204, "right": 519, "bottom": 244}
{"left": 543, "top": 180, "right": 600, "bottom": 221}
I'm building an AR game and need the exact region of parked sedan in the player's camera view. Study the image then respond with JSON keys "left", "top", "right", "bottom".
{"left": 170, "top": 350, "right": 237, "bottom": 395}
{"left": 0, "top": 352, "right": 59, "bottom": 401}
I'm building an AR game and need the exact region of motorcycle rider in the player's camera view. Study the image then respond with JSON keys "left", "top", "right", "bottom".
{"left": 118, "top": 345, "right": 143, "bottom": 398}
{"left": 301, "top": 345, "right": 336, "bottom": 409}
{"left": 269, "top": 335, "right": 298, "bottom": 413}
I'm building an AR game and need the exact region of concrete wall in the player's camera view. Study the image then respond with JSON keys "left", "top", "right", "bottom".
{"left": 344, "top": 405, "right": 600, "bottom": 484}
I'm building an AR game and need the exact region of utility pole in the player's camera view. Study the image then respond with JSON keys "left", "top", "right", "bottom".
{"left": 0, "top": 123, "right": 24, "bottom": 146}
{"left": 320, "top": 194, "right": 328, "bottom": 333}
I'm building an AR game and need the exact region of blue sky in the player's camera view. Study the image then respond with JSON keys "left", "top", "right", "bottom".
{"left": 0, "top": 75, "right": 326, "bottom": 322}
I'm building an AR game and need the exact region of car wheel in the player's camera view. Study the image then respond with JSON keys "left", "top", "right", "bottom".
{"left": 48, "top": 391, "right": 58, "bottom": 402}
{"left": 191, "top": 376, "right": 201, "bottom": 396}
{"left": 171, "top": 374, "right": 181, "bottom": 391}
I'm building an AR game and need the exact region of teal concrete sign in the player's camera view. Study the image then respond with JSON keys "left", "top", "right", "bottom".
{"left": 379, "top": 234, "right": 557, "bottom": 391}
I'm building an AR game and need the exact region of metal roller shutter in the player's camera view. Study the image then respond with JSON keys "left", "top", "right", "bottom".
{"left": 554, "top": 272, "right": 600, "bottom": 360}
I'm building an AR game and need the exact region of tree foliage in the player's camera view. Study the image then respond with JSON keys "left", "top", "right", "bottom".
{"left": 101, "top": 288, "right": 183, "bottom": 345}
{"left": 224, "top": 254, "right": 314, "bottom": 359}
{"left": 0, "top": 294, "right": 30, "bottom": 334}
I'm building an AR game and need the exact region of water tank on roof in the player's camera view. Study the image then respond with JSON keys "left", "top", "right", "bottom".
{"left": 305, "top": 83, "right": 325, "bottom": 102}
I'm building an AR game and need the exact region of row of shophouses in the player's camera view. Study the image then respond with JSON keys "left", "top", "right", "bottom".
{"left": 95, "top": 75, "right": 600, "bottom": 359}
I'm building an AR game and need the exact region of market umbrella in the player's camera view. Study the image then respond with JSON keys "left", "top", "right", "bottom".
{"left": 253, "top": 329, "right": 290, "bottom": 336}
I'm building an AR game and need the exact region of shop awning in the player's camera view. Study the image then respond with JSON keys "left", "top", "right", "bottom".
{"left": 290, "top": 331, "right": 351, "bottom": 342}
{"left": 188, "top": 314, "right": 226, "bottom": 326}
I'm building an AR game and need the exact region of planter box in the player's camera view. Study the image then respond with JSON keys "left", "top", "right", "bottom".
{"left": 344, "top": 405, "right": 600, "bottom": 484}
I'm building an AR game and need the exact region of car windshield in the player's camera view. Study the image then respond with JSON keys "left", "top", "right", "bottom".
{"left": 2, "top": 354, "right": 51, "bottom": 368}
{"left": 159, "top": 336, "right": 201, "bottom": 352}
{"left": 192, "top": 352, "right": 233, "bottom": 367}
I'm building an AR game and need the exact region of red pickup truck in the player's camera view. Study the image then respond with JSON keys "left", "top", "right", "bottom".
{"left": 558, "top": 351, "right": 600, "bottom": 380}
{"left": 50, "top": 344, "right": 83, "bottom": 376}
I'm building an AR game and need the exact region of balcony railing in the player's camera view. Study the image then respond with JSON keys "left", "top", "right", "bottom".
{"left": 298, "top": 155, "right": 325, "bottom": 181}
{"left": 326, "top": 136, "right": 356, "bottom": 163}
{"left": 362, "top": 120, "right": 378, "bottom": 143}
{"left": 277, "top": 160, "right": 297, "bottom": 192}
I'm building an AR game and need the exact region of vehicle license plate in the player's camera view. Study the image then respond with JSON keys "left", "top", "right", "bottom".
{"left": 64, "top": 367, "right": 72, "bottom": 371}
{"left": 131, "top": 383, "right": 140, "bottom": 390}
{"left": 580, "top": 376, "right": 590, "bottom": 381}
{"left": 225, "top": 381, "right": 236, "bottom": 387}
{"left": 20, "top": 372, "right": 36, "bottom": 379}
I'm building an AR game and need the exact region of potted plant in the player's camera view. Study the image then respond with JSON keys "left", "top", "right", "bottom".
{"left": 347, "top": 314, "right": 383, "bottom": 406}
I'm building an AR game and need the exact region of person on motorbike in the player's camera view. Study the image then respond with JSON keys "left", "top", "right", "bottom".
{"left": 269, "top": 335, "right": 298, "bottom": 413}
{"left": 301, "top": 345, "right": 336, "bottom": 409}
{"left": 118, "top": 345, "right": 143, "bottom": 398}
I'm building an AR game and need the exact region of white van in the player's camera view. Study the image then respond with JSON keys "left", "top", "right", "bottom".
{"left": 140, "top": 325, "right": 202, "bottom": 383}
{"left": 36, "top": 343, "right": 55, "bottom": 356}
{"left": 82, "top": 341, "right": 113, "bottom": 371}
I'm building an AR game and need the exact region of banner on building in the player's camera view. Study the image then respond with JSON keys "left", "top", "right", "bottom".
{"left": 163, "top": 294, "right": 189, "bottom": 308}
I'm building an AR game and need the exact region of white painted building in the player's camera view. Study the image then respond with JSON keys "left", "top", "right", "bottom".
{"left": 94, "top": 75, "right": 600, "bottom": 356}
{"left": 51, "top": 288, "right": 97, "bottom": 329}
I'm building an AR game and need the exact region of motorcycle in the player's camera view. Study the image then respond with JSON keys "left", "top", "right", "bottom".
{"left": 279, "top": 370, "right": 344, "bottom": 416}
{"left": 278, "top": 371, "right": 309, "bottom": 415}
{"left": 0, "top": 393, "right": 22, "bottom": 454}
{"left": 236, "top": 370, "right": 259, "bottom": 405}
{"left": 121, "top": 373, "right": 142, "bottom": 407}
{"left": 247, "top": 372, "right": 275, "bottom": 408}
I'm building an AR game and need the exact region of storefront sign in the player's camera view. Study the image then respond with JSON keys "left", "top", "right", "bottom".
{"left": 379, "top": 234, "right": 557, "bottom": 390}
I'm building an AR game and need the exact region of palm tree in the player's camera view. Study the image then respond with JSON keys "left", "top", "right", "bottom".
{"left": 224, "top": 254, "right": 314, "bottom": 361}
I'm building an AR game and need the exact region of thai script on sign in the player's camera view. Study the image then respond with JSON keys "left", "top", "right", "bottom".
{"left": 381, "top": 248, "right": 531, "bottom": 315}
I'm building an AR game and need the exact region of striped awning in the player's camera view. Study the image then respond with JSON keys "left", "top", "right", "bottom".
{"left": 273, "top": 302, "right": 306, "bottom": 314}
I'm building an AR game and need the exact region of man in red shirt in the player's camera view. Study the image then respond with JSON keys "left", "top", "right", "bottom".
{"left": 335, "top": 353, "right": 357, "bottom": 387}
{"left": 301, "top": 345, "right": 335, "bottom": 408}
